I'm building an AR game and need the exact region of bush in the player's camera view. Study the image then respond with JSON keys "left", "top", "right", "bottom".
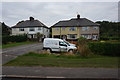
{"left": 88, "top": 42, "right": 120, "bottom": 56}
{"left": 2, "top": 34, "right": 28, "bottom": 44}
{"left": 77, "top": 37, "right": 92, "bottom": 57}
{"left": 100, "top": 36, "right": 120, "bottom": 40}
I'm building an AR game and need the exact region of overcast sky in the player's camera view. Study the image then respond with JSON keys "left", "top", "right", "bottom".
{"left": 1, "top": 2, "right": 118, "bottom": 27}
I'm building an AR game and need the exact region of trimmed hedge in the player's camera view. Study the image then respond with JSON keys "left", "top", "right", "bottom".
{"left": 88, "top": 42, "right": 120, "bottom": 56}
{"left": 100, "top": 37, "right": 120, "bottom": 40}
{"left": 2, "top": 35, "right": 28, "bottom": 44}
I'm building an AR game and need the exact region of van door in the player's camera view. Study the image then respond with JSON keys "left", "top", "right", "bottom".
{"left": 59, "top": 41, "right": 67, "bottom": 52}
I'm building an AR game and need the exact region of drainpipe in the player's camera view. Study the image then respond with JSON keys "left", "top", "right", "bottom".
{"left": 60, "top": 27, "right": 61, "bottom": 39}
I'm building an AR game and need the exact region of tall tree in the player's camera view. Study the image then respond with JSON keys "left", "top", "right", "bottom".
{"left": 96, "top": 21, "right": 120, "bottom": 40}
{"left": 1, "top": 22, "right": 11, "bottom": 36}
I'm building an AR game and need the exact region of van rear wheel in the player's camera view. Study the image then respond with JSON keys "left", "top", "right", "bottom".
{"left": 46, "top": 49, "right": 51, "bottom": 53}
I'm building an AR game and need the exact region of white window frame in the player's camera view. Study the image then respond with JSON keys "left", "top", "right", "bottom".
{"left": 93, "top": 27, "right": 98, "bottom": 30}
{"left": 92, "top": 35, "right": 98, "bottom": 40}
{"left": 38, "top": 27, "right": 41, "bottom": 30}
{"left": 19, "top": 28, "right": 24, "bottom": 31}
{"left": 68, "top": 34, "right": 77, "bottom": 39}
{"left": 55, "top": 27, "right": 59, "bottom": 31}
{"left": 69, "top": 27, "right": 76, "bottom": 31}
{"left": 81, "top": 34, "right": 92, "bottom": 39}
{"left": 82, "top": 27, "right": 89, "bottom": 31}
{"left": 62, "top": 27, "right": 66, "bottom": 30}
{"left": 29, "top": 28, "right": 35, "bottom": 31}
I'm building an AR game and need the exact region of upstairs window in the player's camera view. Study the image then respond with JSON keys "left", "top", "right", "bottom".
{"left": 69, "top": 27, "right": 76, "bottom": 31}
{"left": 55, "top": 27, "right": 59, "bottom": 31}
{"left": 62, "top": 27, "right": 66, "bottom": 30}
{"left": 38, "top": 27, "right": 41, "bottom": 30}
{"left": 19, "top": 28, "right": 24, "bottom": 31}
{"left": 47, "top": 29, "right": 49, "bottom": 32}
{"left": 93, "top": 27, "right": 98, "bottom": 30}
{"left": 82, "top": 27, "right": 89, "bottom": 31}
{"left": 29, "top": 28, "right": 35, "bottom": 31}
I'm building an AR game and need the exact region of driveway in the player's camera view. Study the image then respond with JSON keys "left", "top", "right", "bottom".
{"left": 2, "top": 43, "right": 43, "bottom": 64}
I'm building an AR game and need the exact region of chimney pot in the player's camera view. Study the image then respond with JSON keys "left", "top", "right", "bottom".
{"left": 77, "top": 14, "right": 80, "bottom": 19}
{"left": 30, "top": 17, "right": 34, "bottom": 21}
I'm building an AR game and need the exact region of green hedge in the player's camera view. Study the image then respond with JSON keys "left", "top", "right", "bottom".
{"left": 88, "top": 42, "right": 120, "bottom": 56}
{"left": 2, "top": 35, "right": 28, "bottom": 44}
{"left": 100, "top": 36, "right": 120, "bottom": 40}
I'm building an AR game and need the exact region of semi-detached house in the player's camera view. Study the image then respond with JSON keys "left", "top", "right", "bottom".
{"left": 12, "top": 17, "right": 49, "bottom": 38}
{"left": 51, "top": 14, "right": 100, "bottom": 40}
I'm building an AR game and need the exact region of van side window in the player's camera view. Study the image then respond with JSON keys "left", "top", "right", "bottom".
{"left": 59, "top": 41, "right": 67, "bottom": 46}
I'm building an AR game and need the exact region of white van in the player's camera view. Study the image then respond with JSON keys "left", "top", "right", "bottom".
{"left": 43, "top": 38, "right": 77, "bottom": 53}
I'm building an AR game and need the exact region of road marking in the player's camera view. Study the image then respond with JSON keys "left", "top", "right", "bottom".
{"left": 46, "top": 76, "right": 65, "bottom": 78}
{"left": 2, "top": 75, "right": 65, "bottom": 78}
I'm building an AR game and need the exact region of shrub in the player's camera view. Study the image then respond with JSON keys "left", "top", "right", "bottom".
{"left": 88, "top": 42, "right": 120, "bottom": 56}
{"left": 77, "top": 37, "right": 92, "bottom": 57}
{"left": 2, "top": 34, "right": 28, "bottom": 44}
{"left": 100, "top": 36, "right": 120, "bottom": 40}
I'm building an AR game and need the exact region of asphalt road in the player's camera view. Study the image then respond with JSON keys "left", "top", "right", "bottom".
{"left": 1, "top": 77, "right": 118, "bottom": 80}
{"left": 2, "top": 66, "right": 119, "bottom": 79}
{"left": 2, "top": 43, "right": 43, "bottom": 64}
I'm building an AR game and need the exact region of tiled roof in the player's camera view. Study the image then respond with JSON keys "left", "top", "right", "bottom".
{"left": 12, "top": 17, "right": 48, "bottom": 28}
{"left": 51, "top": 18, "right": 100, "bottom": 27}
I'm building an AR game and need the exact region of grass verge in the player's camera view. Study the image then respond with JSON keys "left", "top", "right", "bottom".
{"left": 2, "top": 41, "right": 37, "bottom": 48}
{"left": 4, "top": 52, "right": 119, "bottom": 68}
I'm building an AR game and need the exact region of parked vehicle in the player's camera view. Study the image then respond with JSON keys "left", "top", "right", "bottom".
{"left": 43, "top": 38, "right": 77, "bottom": 53}
{"left": 64, "top": 40, "right": 76, "bottom": 47}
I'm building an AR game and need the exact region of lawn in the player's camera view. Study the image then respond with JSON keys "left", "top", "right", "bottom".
{"left": 4, "top": 52, "right": 119, "bottom": 68}
{"left": 2, "top": 41, "right": 37, "bottom": 48}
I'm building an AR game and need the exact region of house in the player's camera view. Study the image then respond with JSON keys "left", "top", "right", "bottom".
{"left": 51, "top": 14, "right": 100, "bottom": 40}
{"left": 12, "top": 17, "right": 49, "bottom": 38}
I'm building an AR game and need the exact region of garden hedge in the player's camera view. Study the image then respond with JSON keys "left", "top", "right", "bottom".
{"left": 2, "top": 35, "right": 28, "bottom": 44}
{"left": 88, "top": 42, "right": 120, "bottom": 56}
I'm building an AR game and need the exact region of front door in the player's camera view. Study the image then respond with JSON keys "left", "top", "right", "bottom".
{"left": 92, "top": 35, "right": 98, "bottom": 40}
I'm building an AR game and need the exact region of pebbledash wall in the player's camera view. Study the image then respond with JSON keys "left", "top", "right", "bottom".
{"left": 12, "top": 27, "right": 49, "bottom": 38}
{"left": 11, "top": 17, "right": 50, "bottom": 38}
{"left": 51, "top": 14, "right": 100, "bottom": 40}
{"left": 52, "top": 26, "right": 99, "bottom": 40}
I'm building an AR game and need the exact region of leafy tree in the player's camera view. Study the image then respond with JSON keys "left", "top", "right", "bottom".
{"left": 96, "top": 21, "right": 120, "bottom": 40}
{"left": 35, "top": 32, "right": 43, "bottom": 42}
{"left": 0, "top": 22, "right": 11, "bottom": 36}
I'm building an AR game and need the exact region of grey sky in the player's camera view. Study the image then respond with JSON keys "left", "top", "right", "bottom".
{"left": 2, "top": 2, "right": 118, "bottom": 27}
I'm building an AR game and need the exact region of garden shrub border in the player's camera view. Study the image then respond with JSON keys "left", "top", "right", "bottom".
{"left": 88, "top": 42, "right": 120, "bottom": 56}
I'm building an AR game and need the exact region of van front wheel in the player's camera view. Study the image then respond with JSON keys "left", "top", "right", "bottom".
{"left": 68, "top": 49, "right": 73, "bottom": 53}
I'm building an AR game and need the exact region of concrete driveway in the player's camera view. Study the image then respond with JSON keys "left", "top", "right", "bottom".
{"left": 2, "top": 43, "right": 43, "bottom": 64}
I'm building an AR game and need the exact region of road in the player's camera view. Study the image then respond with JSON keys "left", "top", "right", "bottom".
{"left": 1, "top": 77, "right": 119, "bottom": 80}
{"left": 2, "top": 43, "right": 43, "bottom": 64}
{"left": 2, "top": 66, "right": 119, "bottom": 79}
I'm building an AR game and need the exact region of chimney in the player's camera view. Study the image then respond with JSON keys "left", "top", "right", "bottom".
{"left": 30, "top": 17, "right": 34, "bottom": 21}
{"left": 77, "top": 14, "right": 80, "bottom": 19}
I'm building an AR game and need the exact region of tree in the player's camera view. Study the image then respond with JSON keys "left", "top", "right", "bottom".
{"left": 96, "top": 21, "right": 120, "bottom": 40}
{"left": 35, "top": 32, "right": 43, "bottom": 42}
{"left": 1, "top": 22, "right": 11, "bottom": 36}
